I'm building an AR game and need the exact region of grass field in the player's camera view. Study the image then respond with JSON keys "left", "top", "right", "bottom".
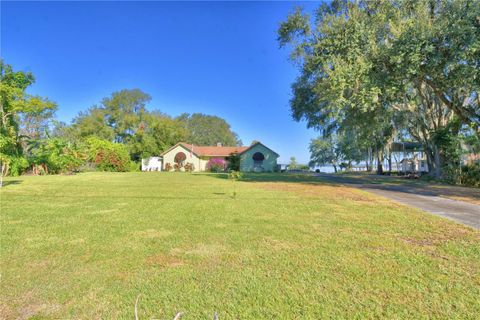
{"left": 1, "top": 172, "right": 479, "bottom": 319}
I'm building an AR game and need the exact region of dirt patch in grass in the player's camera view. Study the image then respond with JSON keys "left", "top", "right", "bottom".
{"left": 185, "top": 244, "right": 226, "bottom": 258}
{"left": 0, "top": 289, "right": 62, "bottom": 320}
{"left": 261, "top": 236, "right": 298, "bottom": 251}
{"left": 133, "top": 229, "right": 172, "bottom": 239}
{"left": 400, "top": 226, "right": 479, "bottom": 249}
{"left": 145, "top": 255, "right": 184, "bottom": 268}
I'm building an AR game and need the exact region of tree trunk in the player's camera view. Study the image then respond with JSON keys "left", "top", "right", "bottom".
{"left": 333, "top": 164, "right": 337, "bottom": 173}
{"left": 433, "top": 146, "right": 441, "bottom": 179}
{"left": 377, "top": 158, "right": 384, "bottom": 175}
{"left": 376, "top": 148, "right": 384, "bottom": 175}
{"left": 367, "top": 147, "right": 373, "bottom": 172}
{"left": 0, "top": 162, "right": 7, "bottom": 188}
{"left": 388, "top": 153, "right": 392, "bottom": 174}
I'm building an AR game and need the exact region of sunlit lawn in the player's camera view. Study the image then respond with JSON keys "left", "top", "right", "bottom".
{"left": 1, "top": 172, "right": 479, "bottom": 319}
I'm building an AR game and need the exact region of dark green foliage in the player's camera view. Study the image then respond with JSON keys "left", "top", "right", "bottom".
{"left": 8, "top": 156, "right": 29, "bottom": 176}
{"left": 227, "top": 153, "right": 240, "bottom": 171}
{"left": 278, "top": 0, "right": 480, "bottom": 179}
{"left": 459, "top": 164, "right": 480, "bottom": 187}
{"left": 28, "top": 138, "right": 84, "bottom": 174}
{"left": 0, "top": 61, "right": 57, "bottom": 181}
{"left": 177, "top": 113, "right": 242, "bottom": 146}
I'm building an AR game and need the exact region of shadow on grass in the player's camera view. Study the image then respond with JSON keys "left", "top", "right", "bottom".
{"left": 1, "top": 180, "right": 22, "bottom": 187}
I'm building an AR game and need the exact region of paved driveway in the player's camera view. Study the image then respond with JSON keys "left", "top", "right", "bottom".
{"left": 316, "top": 173, "right": 480, "bottom": 229}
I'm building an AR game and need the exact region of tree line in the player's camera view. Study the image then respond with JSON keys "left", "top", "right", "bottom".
{"left": 278, "top": 0, "right": 479, "bottom": 184}
{"left": 0, "top": 60, "right": 241, "bottom": 183}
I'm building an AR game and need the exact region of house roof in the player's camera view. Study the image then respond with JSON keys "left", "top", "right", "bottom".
{"left": 245, "top": 142, "right": 280, "bottom": 157}
{"left": 160, "top": 142, "right": 248, "bottom": 157}
{"left": 159, "top": 141, "right": 279, "bottom": 157}
{"left": 181, "top": 143, "right": 249, "bottom": 157}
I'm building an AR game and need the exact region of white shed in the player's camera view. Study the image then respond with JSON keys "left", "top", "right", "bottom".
{"left": 141, "top": 157, "right": 162, "bottom": 171}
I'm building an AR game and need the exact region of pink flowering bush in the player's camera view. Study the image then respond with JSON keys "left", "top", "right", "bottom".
{"left": 206, "top": 158, "right": 226, "bottom": 172}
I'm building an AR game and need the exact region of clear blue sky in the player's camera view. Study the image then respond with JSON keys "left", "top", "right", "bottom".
{"left": 1, "top": 1, "right": 322, "bottom": 164}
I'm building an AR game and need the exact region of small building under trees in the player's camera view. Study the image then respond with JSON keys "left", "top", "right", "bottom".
{"left": 142, "top": 141, "right": 279, "bottom": 172}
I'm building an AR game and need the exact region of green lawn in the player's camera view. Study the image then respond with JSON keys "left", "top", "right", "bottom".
{"left": 1, "top": 172, "right": 479, "bottom": 319}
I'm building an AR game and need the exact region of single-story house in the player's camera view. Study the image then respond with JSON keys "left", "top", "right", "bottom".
{"left": 399, "top": 158, "right": 428, "bottom": 173}
{"left": 142, "top": 141, "right": 279, "bottom": 172}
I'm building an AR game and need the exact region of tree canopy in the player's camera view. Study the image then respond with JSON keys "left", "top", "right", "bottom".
{"left": 1, "top": 62, "right": 243, "bottom": 179}
{"left": 177, "top": 113, "right": 242, "bottom": 146}
{"left": 278, "top": 0, "right": 479, "bottom": 179}
{"left": 0, "top": 60, "right": 57, "bottom": 182}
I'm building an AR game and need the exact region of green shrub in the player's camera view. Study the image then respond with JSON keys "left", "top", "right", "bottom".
{"left": 128, "top": 161, "right": 140, "bottom": 172}
{"left": 229, "top": 170, "right": 243, "bottom": 198}
{"left": 9, "top": 156, "right": 29, "bottom": 176}
{"left": 459, "top": 164, "right": 480, "bottom": 187}
{"left": 85, "top": 137, "right": 132, "bottom": 172}
{"left": 227, "top": 153, "right": 240, "bottom": 171}
{"left": 28, "top": 138, "right": 85, "bottom": 174}
{"left": 47, "top": 139, "right": 83, "bottom": 173}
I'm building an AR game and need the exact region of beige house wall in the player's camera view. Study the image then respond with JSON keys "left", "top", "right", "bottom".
{"left": 162, "top": 145, "right": 202, "bottom": 171}
{"left": 162, "top": 145, "right": 221, "bottom": 172}
{"left": 161, "top": 142, "right": 279, "bottom": 172}
{"left": 198, "top": 157, "right": 209, "bottom": 171}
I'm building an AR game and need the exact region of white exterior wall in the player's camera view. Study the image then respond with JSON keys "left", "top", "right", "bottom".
{"left": 198, "top": 157, "right": 210, "bottom": 171}
{"left": 399, "top": 159, "right": 428, "bottom": 173}
{"left": 162, "top": 145, "right": 202, "bottom": 171}
{"left": 141, "top": 157, "right": 162, "bottom": 171}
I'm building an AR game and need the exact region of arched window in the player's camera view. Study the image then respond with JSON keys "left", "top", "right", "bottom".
{"left": 174, "top": 152, "right": 186, "bottom": 165}
{"left": 252, "top": 152, "right": 265, "bottom": 168}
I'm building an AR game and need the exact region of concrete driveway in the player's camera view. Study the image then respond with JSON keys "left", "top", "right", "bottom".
{"left": 316, "top": 173, "right": 480, "bottom": 229}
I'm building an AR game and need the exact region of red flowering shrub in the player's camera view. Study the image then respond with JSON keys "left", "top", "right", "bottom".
{"left": 184, "top": 162, "right": 195, "bottom": 172}
{"left": 85, "top": 137, "right": 132, "bottom": 172}
{"left": 206, "top": 158, "right": 226, "bottom": 172}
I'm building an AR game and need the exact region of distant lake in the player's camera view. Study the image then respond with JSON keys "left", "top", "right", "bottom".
{"left": 311, "top": 166, "right": 336, "bottom": 173}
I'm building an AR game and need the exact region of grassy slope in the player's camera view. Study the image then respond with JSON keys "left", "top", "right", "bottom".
{"left": 1, "top": 172, "right": 479, "bottom": 319}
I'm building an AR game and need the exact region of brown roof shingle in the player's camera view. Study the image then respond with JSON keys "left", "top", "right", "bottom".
{"left": 179, "top": 143, "right": 248, "bottom": 157}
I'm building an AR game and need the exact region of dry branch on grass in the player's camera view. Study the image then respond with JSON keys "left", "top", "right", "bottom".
{"left": 134, "top": 294, "right": 218, "bottom": 319}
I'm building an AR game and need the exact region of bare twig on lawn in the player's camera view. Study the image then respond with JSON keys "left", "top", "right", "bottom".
{"left": 134, "top": 297, "right": 215, "bottom": 319}
{"left": 134, "top": 294, "right": 141, "bottom": 320}
{"left": 173, "top": 312, "right": 183, "bottom": 320}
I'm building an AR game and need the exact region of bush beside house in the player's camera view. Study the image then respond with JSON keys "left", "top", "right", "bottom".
{"left": 206, "top": 158, "right": 226, "bottom": 172}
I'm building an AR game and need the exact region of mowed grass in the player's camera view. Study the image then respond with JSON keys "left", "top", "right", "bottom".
{"left": 1, "top": 172, "right": 479, "bottom": 319}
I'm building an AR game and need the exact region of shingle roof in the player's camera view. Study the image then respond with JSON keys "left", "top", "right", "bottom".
{"left": 160, "top": 141, "right": 279, "bottom": 158}
{"left": 178, "top": 143, "right": 248, "bottom": 157}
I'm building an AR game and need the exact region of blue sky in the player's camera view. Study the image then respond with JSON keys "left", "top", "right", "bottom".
{"left": 1, "top": 1, "right": 322, "bottom": 164}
